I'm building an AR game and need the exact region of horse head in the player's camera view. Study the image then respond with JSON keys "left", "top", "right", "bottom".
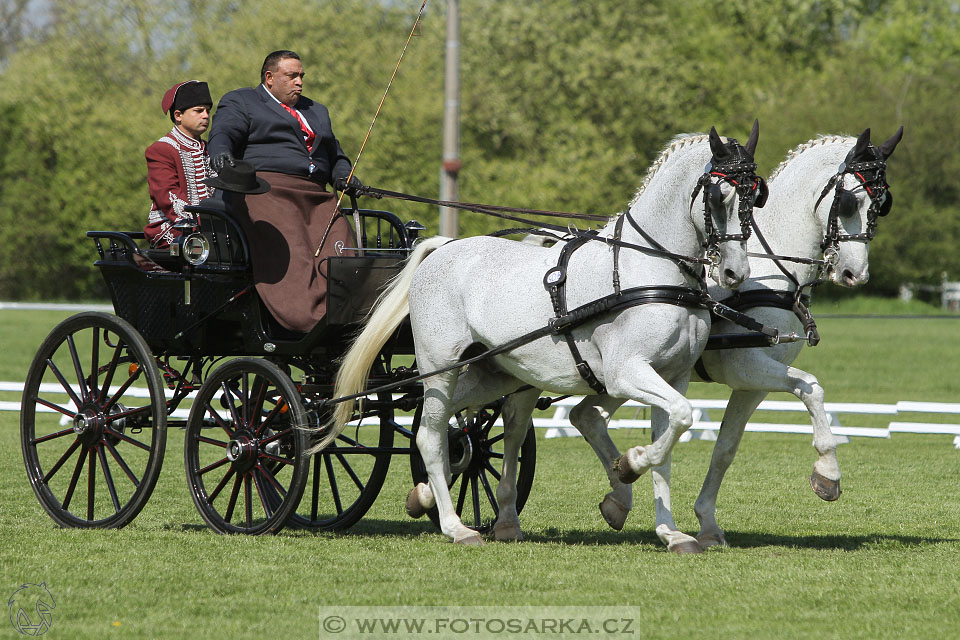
{"left": 818, "top": 126, "right": 903, "bottom": 287}
{"left": 698, "top": 120, "right": 764, "bottom": 289}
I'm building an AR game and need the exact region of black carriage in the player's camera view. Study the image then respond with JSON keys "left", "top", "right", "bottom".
{"left": 19, "top": 200, "right": 536, "bottom": 535}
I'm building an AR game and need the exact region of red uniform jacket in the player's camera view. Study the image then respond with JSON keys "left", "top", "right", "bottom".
{"left": 144, "top": 127, "right": 213, "bottom": 247}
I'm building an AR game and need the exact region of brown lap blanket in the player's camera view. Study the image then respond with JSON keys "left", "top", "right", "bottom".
{"left": 237, "top": 172, "right": 355, "bottom": 332}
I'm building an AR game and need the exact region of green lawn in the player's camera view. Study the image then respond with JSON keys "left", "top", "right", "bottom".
{"left": 1, "top": 301, "right": 958, "bottom": 639}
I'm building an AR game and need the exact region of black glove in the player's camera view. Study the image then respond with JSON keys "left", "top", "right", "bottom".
{"left": 333, "top": 174, "right": 365, "bottom": 195}
{"left": 211, "top": 151, "right": 235, "bottom": 174}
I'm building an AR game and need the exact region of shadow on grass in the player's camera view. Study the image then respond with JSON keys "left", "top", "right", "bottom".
{"left": 163, "top": 520, "right": 958, "bottom": 550}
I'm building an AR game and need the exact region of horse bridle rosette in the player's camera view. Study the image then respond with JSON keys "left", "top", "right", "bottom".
{"left": 817, "top": 146, "right": 891, "bottom": 257}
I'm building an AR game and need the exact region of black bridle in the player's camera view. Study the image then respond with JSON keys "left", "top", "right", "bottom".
{"left": 690, "top": 140, "right": 768, "bottom": 262}
{"left": 816, "top": 144, "right": 892, "bottom": 258}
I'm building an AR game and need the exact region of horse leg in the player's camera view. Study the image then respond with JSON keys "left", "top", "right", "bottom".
{"left": 491, "top": 388, "right": 541, "bottom": 542}
{"left": 693, "top": 389, "right": 765, "bottom": 549}
{"left": 609, "top": 360, "right": 695, "bottom": 484}
{"left": 647, "top": 376, "right": 702, "bottom": 554}
{"left": 568, "top": 396, "right": 631, "bottom": 530}
{"left": 415, "top": 373, "right": 485, "bottom": 545}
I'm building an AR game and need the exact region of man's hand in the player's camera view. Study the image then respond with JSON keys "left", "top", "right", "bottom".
{"left": 333, "top": 175, "right": 365, "bottom": 195}
{"left": 211, "top": 151, "right": 236, "bottom": 174}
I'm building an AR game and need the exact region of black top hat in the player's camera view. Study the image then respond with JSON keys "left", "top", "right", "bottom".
{"left": 202, "top": 159, "right": 271, "bottom": 194}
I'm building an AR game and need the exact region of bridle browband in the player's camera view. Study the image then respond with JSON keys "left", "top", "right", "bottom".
{"left": 689, "top": 139, "right": 768, "bottom": 261}
{"left": 815, "top": 144, "right": 891, "bottom": 256}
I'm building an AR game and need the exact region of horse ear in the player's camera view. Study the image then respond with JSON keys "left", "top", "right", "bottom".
{"left": 744, "top": 119, "right": 759, "bottom": 157}
{"left": 877, "top": 126, "right": 904, "bottom": 159}
{"left": 708, "top": 126, "right": 726, "bottom": 159}
{"left": 853, "top": 128, "right": 871, "bottom": 158}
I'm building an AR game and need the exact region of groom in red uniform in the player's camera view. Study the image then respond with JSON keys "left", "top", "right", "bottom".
{"left": 208, "top": 50, "right": 363, "bottom": 332}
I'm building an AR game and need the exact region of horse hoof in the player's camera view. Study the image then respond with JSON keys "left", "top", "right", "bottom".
{"left": 810, "top": 470, "right": 842, "bottom": 502}
{"left": 405, "top": 484, "right": 433, "bottom": 518}
{"left": 615, "top": 455, "right": 642, "bottom": 484}
{"left": 696, "top": 533, "right": 727, "bottom": 549}
{"left": 599, "top": 495, "right": 628, "bottom": 531}
{"left": 668, "top": 540, "right": 703, "bottom": 554}
{"left": 454, "top": 531, "right": 485, "bottom": 546}
{"left": 493, "top": 522, "right": 523, "bottom": 542}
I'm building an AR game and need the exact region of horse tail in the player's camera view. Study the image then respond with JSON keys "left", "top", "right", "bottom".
{"left": 308, "top": 236, "right": 452, "bottom": 455}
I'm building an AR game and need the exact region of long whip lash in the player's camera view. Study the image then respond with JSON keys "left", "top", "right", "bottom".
{"left": 316, "top": 0, "right": 428, "bottom": 256}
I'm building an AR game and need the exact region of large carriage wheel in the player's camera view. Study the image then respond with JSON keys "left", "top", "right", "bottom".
{"left": 410, "top": 398, "right": 536, "bottom": 532}
{"left": 184, "top": 358, "right": 309, "bottom": 535}
{"left": 20, "top": 312, "right": 167, "bottom": 528}
{"left": 284, "top": 391, "right": 395, "bottom": 531}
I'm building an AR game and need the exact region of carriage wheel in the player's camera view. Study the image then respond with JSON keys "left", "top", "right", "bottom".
{"left": 410, "top": 398, "right": 536, "bottom": 532}
{"left": 20, "top": 312, "right": 167, "bottom": 528}
{"left": 283, "top": 392, "right": 395, "bottom": 531}
{"left": 184, "top": 358, "right": 309, "bottom": 535}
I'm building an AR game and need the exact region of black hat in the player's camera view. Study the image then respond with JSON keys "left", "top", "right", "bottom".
{"left": 202, "top": 159, "right": 271, "bottom": 194}
{"left": 162, "top": 80, "right": 212, "bottom": 114}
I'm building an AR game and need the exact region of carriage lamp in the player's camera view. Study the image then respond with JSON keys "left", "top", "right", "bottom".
{"left": 404, "top": 220, "right": 426, "bottom": 244}
{"left": 182, "top": 233, "right": 210, "bottom": 266}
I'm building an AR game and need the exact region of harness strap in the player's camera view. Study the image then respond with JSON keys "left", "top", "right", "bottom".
{"left": 718, "top": 289, "right": 820, "bottom": 347}
{"left": 544, "top": 233, "right": 607, "bottom": 394}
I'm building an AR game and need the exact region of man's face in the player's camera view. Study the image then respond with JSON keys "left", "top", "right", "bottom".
{"left": 175, "top": 105, "right": 211, "bottom": 139}
{"left": 265, "top": 57, "right": 304, "bottom": 107}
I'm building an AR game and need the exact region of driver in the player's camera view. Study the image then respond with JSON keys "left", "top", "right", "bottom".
{"left": 207, "top": 49, "right": 364, "bottom": 332}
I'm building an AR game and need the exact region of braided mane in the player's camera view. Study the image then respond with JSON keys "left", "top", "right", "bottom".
{"left": 629, "top": 133, "right": 708, "bottom": 207}
{"left": 768, "top": 135, "right": 856, "bottom": 181}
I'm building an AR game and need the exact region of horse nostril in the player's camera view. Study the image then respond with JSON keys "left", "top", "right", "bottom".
{"left": 842, "top": 269, "right": 855, "bottom": 282}
{"left": 724, "top": 268, "right": 738, "bottom": 282}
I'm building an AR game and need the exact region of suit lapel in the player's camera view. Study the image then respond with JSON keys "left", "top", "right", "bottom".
{"left": 257, "top": 84, "right": 305, "bottom": 144}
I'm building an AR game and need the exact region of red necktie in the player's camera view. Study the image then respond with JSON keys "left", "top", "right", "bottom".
{"left": 281, "top": 103, "right": 315, "bottom": 152}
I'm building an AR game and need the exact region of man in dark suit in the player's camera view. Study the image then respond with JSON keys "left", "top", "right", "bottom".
{"left": 207, "top": 50, "right": 363, "bottom": 332}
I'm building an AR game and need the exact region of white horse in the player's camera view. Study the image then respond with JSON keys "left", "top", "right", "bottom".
{"left": 570, "top": 127, "right": 903, "bottom": 552}
{"left": 315, "top": 125, "right": 763, "bottom": 544}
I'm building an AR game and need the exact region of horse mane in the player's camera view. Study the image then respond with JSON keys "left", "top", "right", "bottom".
{"left": 629, "top": 133, "right": 708, "bottom": 207}
{"left": 768, "top": 134, "right": 856, "bottom": 181}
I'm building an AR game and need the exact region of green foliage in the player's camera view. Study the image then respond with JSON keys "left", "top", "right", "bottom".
{"left": 0, "top": 0, "right": 957, "bottom": 298}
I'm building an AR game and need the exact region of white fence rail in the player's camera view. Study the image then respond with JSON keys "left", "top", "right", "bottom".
{"left": 3, "top": 382, "right": 958, "bottom": 448}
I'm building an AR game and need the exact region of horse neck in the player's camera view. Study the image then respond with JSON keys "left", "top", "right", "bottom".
{"left": 746, "top": 141, "right": 850, "bottom": 291}
{"left": 622, "top": 142, "right": 708, "bottom": 262}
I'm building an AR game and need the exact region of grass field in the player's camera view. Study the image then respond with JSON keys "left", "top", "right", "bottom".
{"left": 1, "top": 299, "right": 958, "bottom": 639}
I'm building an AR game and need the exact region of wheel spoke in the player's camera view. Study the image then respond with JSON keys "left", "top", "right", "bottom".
{"left": 42, "top": 439, "right": 82, "bottom": 484}
{"left": 259, "top": 452, "right": 294, "bottom": 467}
{"left": 486, "top": 432, "right": 505, "bottom": 447}
{"left": 334, "top": 452, "right": 365, "bottom": 491}
{"left": 97, "top": 341, "right": 124, "bottom": 404}
{"left": 198, "top": 456, "right": 231, "bottom": 476}
{"left": 244, "top": 474, "right": 253, "bottom": 527}
{"left": 103, "top": 438, "right": 140, "bottom": 487}
{"left": 259, "top": 427, "right": 293, "bottom": 447}
{"left": 310, "top": 455, "right": 321, "bottom": 521}
{"left": 223, "top": 473, "right": 243, "bottom": 521}
{"left": 323, "top": 454, "right": 344, "bottom": 515}
{"left": 87, "top": 447, "right": 96, "bottom": 520}
{"left": 470, "top": 475, "right": 481, "bottom": 526}
{"left": 66, "top": 335, "right": 89, "bottom": 403}
{"left": 97, "top": 445, "right": 122, "bottom": 513}
{"left": 483, "top": 460, "right": 502, "bottom": 482}
{"left": 103, "top": 426, "right": 152, "bottom": 452}
{"left": 61, "top": 445, "right": 87, "bottom": 511}
{"left": 89, "top": 327, "right": 100, "bottom": 401}
{"left": 256, "top": 463, "right": 286, "bottom": 496}
{"left": 208, "top": 466, "right": 236, "bottom": 504}
{"left": 33, "top": 397, "right": 77, "bottom": 418}
{"left": 103, "top": 366, "right": 143, "bottom": 413}
{"left": 252, "top": 470, "right": 272, "bottom": 518}
{"left": 46, "top": 358, "right": 83, "bottom": 410}
{"left": 249, "top": 377, "right": 269, "bottom": 434}
{"left": 240, "top": 372, "right": 250, "bottom": 429}
{"left": 479, "top": 470, "right": 498, "bottom": 517}
{"left": 202, "top": 400, "right": 234, "bottom": 438}
{"left": 220, "top": 381, "right": 242, "bottom": 430}
{"left": 32, "top": 427, "right": 76, "bottom": 445}
{"left": 455, "top": 474, "right": 468, "bottom": 514}
{"left": 195, "top": 435, "right": 228, "bottom": 448}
